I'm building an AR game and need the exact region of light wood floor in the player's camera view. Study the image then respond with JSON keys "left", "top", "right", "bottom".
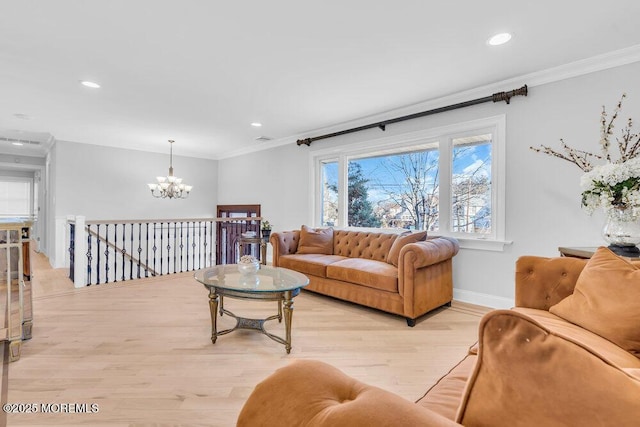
{"left": 5, "top": 252, "right": 489, "bottom": 426}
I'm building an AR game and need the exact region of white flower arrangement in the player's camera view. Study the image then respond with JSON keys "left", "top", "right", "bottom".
{"left": 531, "top": 94, "right": 640, "bottom": 214}
{"left": 580, "top": 158, "right": 640, "bottom": 214}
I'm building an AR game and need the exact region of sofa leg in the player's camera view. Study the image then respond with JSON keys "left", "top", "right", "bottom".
{"left": 406, "top": 318, "right": 416, "bottom": 327}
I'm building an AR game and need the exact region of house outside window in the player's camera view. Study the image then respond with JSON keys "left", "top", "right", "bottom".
{"left": 313, "top": 115, "right": 506, "bottom": 249}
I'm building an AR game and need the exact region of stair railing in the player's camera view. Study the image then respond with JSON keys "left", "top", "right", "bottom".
{"left": 67, "top": 216, "right": 265, "bottom": 287}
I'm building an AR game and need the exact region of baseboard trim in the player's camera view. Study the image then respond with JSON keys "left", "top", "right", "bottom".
{"left": 453, "top": 288, "right": 514, "bottom": 309}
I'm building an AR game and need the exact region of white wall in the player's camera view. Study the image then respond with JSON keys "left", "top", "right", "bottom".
{"left": 49, "top": 140, "right": 218, "bottom": 267}
{"left": 218, "top": 61, "right": 640, "bottom": 307}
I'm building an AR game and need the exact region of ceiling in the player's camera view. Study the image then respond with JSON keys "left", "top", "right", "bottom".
{"left": 2, "top": 1, "right": 640, "bottom": 160}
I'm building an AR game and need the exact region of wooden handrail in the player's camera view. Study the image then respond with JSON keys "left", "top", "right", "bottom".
{"left": 82, "top": 217, "right": 262, "bottom": 225}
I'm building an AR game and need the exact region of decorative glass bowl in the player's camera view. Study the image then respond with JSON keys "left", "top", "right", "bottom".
{"left": 238, "top": 261, "right": 260, "bottom": 275}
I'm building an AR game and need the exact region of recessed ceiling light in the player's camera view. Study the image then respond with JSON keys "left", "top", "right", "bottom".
{"left": 80, "top": 80, "right": 101, "bottom": 88}
{"left": 487, "top": 32, "right": 512, "bottom": 46}
{"left": 251, "top": 122, "right": 262, "bottom": 127}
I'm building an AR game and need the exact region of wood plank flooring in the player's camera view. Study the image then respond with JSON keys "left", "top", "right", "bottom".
{"left": 5, "top": 252, "right": 489, "bottom": 426}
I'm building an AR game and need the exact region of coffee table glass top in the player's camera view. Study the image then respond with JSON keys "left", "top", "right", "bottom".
{"left": 194, "top": 264, "right": 309, "bottom": 293}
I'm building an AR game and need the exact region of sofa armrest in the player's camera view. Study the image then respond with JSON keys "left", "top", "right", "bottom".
{"left": 457, "top": 310, "right": 640, "bottom": 426}
{"left": 269, "top": 231, "right": 300, "bottom": 266}
{"left": 514, "top": 256, "right": 587, "bottom": 310}
{"left": 237, "top": 359, "right": 461, "bottom": 427}
{"left": 399, "top": 236, "right": 459, "bottom": 270}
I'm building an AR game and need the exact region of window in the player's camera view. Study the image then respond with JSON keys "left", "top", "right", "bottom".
{"left": 320, "top": 161, "right": 338, "bottom": 227}
{"left": 451, "top": 134, "right": 492, "bottom": 235}
{"left": 0, "top": 178, "right": 32, "bottom": 218}
{"left": 312, "top": 116, "right": 506, "bottom": 248}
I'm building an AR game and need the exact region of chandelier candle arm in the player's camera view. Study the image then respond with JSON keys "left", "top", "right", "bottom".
{"left": 148, "top": 139, "right": 193, "bottom": 199}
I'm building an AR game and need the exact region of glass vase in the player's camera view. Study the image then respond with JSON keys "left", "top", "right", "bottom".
{"left": 602, "top": 206, "right": 640, "bottom": 255}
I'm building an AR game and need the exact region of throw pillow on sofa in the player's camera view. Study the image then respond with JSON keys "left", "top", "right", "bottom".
{"left": 387, "top": 231, "right": 427, "bottom": 267}
{"left": 296, "top": 225, "right": 334, "bottom": 255}
{"left": 549, "top": 246, "right": 640, "bottom": 357}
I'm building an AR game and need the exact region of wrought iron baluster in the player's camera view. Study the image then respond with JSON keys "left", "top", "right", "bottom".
{"left": 166, "top": 222, "right": 171, "bottom": 274}
{"left": 137, "top": 223, "right": 142, "bottom": 279}
{"left": 209, "top": 221, "right": 215, "bottom": 265}
{"left": 86, "top": 225, "right": 92, "bottom": 285}
{"left": 186, "top": 220, "right": 190, "bottom": 270}
{"left": 113, "top": 223, "right": 118, "bottom": 283}
{"left": 105, "top": 224, "right": 110, "bottom": 283}
{"left": 152, "top": 222, "right": 158, "bottom": 276}
{"left": 203, "top": 222, "right": 213, "bottom": 267}
{"left": 96, "top": 224, "right": 101, "bottom": 284}
{"left": 121, "top": 223, "right": 126, "bottom": 282}
{"left": 198, "top": 221, "right": 202, "bottom": 270}
{"left": 179, "top": 222, "right": 184, "bottom": 273}
{"left": 191, "top": 221, "right": 196, "bottom": 271}
{"left": 173, "top": 222, "right": 178, "bottom": 274}
{"left": 130, "top": 223, "right": 134, "bottom": 280}
{"left": 160, "top": 222, "right": 163, "bottom": 275}
{"left": 145, "top": 222, "right": 150, "bottom": 277}
{"left": 68, "top": 223, "right": 75, "bottom": 281}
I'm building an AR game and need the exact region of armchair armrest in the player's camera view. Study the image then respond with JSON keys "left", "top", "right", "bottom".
{"left": 514, "top": 256, "right": 586, "bottom": 310}
{"left": 457, "top": 310, "right": 640, "bottom": 426}
{"left": 237, "top": 359, "right": 460, "bottom": 427}
{"left": 269, "top": 231, "right": 300, "bottom": 266}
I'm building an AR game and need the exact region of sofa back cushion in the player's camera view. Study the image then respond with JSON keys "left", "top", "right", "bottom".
{"left": 296, "top": 225, "right": 334, "bottom": 255}
{"left": 549, "top": 246, "right": 640, "bottom": 358}
{"left": 387, "top": 231, "right": 428, "bottom": 267}
{"left": 333, "top": 230, "right": 397, "bottom": 262}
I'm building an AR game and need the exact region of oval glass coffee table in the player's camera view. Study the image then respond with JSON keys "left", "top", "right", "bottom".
{"left": 194, "top": 265, "right": 309, "bottom": 354}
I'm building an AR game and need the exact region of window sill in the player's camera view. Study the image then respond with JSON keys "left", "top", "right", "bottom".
{"left": 456, "top": 237, "right": 513, "bottom": 252}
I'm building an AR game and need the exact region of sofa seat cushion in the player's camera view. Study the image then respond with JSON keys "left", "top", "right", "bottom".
{"left": 513, "top": 307, "right": 640, "bottom": 369}
{"left": 326, "top": 258, "right": 399, "bottom": 292}
{"left": 416, "top": 354, "right": 476, "bottom": 421}
{"left": 279, "top": 254, "right": 347, "bottom": 278}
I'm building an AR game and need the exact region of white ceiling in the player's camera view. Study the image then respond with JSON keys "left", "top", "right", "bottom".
{"left": 2, "top": 1, "right": 640, "bottom": 160}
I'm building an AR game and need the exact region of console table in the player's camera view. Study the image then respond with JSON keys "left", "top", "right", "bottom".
{"left": 238, "top": 236, "right": 268, "bottom": 265}
{"left": 558, "top": 246, "right": 640, "bottom": 259}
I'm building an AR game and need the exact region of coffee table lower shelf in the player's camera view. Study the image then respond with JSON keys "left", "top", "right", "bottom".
{"left": 208, "top": 288, "right": 300, "bottom": 354}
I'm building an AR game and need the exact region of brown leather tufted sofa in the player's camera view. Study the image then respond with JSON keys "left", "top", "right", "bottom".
{"left": 237, "top": 255, "right": 640, "bottom": 426}
{"left": 270, "top": 229, "right": 459, "bottom": 326}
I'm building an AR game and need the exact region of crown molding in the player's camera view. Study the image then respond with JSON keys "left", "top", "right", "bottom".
{"left": 217, "top": 44, "right": 640, "bottom": 160}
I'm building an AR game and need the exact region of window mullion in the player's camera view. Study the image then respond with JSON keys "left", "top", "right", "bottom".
{"left": 439, "top": 138, "right": 452, "bottom": 233}
{"left": 338, "top": 155, "right": 348, "bottom": 228}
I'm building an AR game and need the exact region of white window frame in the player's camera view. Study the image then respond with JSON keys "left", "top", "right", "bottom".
{"left": 309, "top": 115, "right": 510, "bottom": 251}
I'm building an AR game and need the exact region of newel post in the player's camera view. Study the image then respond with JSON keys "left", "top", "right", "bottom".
{"left": 73, "top": 215, "right": 87, "bottom": 288}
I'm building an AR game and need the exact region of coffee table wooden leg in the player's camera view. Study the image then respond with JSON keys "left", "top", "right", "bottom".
{"left": 283, "top": 290, "right": 294, "bottom": 354}
{"left": 209, "top": 290, "right": 219, "bottom": 344}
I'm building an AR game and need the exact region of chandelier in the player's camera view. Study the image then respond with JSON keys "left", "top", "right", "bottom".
{"left": 147, "top": 140, "right": 193, "bottom": 199}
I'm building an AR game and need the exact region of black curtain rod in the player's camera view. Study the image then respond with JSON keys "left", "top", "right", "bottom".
{"left": 297, "top": 84, "right": 528, "bottom": 146}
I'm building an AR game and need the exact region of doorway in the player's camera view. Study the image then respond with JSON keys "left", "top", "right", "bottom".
{"left": 215, "top": 204, "right": 261, "bottom": 264}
